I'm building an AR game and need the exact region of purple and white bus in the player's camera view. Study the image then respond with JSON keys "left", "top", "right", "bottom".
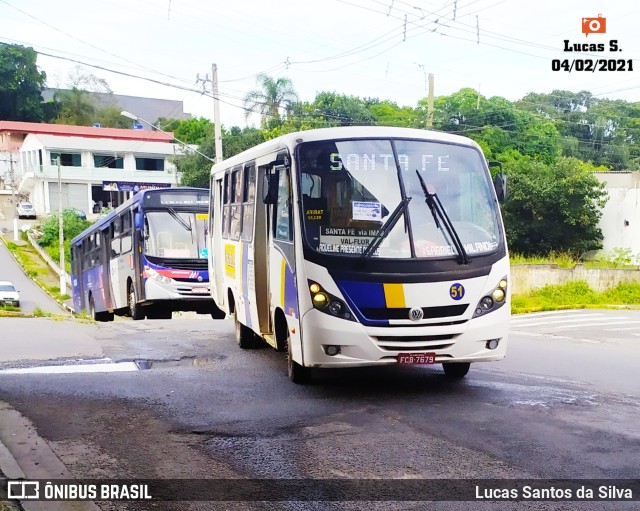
{"left": 70, "top": 187, "right": 225, "bottom": 321}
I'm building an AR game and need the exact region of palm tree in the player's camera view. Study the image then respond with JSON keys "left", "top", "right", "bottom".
{"left": 243, "top": 74, "right": 298, "bottom": 124}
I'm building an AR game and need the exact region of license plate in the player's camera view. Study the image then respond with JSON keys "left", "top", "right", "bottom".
{"left": 192, "top": 287, "right": 209, "bottom": 294}
{"left": 398, "top": 353, "right": 437, "bottom": 365}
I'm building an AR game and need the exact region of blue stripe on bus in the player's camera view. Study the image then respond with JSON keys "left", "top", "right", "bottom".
{"left": 284, "top": 263, "right": 298, "bottom": 319}
{"left": 335, "top": 280, "right": 389, "bottom": 326}
{"left": 242, "top": 243, "right": 252, "bottom": 329}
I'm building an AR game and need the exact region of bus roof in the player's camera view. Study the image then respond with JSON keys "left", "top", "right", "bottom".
{"left": 210, "top": 126, "right": 483, "bottom": 174}
{"left": 70, "top": 187, "right": 208, "bottom": 246}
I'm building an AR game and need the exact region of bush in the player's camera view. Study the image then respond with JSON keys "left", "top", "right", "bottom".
{"left": 39, "top": 211, "right": 91, "bottom": 248}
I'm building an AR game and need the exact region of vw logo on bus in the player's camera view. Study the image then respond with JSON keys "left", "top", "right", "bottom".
{"left": 409, "top": 307, "right": 424, "bottom": 321}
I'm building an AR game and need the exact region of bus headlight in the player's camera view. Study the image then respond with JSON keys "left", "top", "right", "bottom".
{"left": 145, "top": 266, "right": 173, "bottom": 285}
{"left": 308, "top": 281, "right": 356, "bottom": 322}
{"left": 472, "top": 276, "right": 508, "bottom": 318}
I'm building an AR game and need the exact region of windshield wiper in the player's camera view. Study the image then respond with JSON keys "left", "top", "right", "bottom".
{"left": 415, "top": 170, "right": 470, "bottom": 265}
{"left": 361, "top": 196, "right": 412, "bottom": 260}
{"left": 168, "top": 208, "right": 192, "bottom": 232}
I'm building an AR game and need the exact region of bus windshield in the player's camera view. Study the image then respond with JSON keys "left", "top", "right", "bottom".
{"left": 144, "top": 210, "right": 208, "bottom": 259}
{"left": 298, "top": 138, "right": 501, "bottom": 259}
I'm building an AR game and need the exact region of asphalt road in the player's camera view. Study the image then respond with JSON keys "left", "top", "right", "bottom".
{"left": 0, "top": 237, "right": 66, "bottom": 315}
{"left": 0, "top": 314, "right": 638, "bottom": 511}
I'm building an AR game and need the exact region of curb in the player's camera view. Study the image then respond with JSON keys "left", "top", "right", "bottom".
{"left": 0, "top": 402, "right": 100, "bottom": 511}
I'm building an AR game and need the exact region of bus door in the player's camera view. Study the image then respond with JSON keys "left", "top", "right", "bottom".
{"left": 210, "top": 178, "right": 225, "bottom": 307}
{"left": 100, "top": 226, "right": 113, "bottom": 311}
{"left": 71, "top": 244, "right": 84, "bottom": 312}
{"left": 133, "top": 207, "right": 145, "bottom": 302}
{"left": 265, "top": 160, "right": 297, "bottom": 334}
{"left": 253, "top": 163, "right": 272, "bottom": 334}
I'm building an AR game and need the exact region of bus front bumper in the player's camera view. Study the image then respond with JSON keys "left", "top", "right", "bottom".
{"left": 299, "top": 307, "right": 509, "bottom": 368}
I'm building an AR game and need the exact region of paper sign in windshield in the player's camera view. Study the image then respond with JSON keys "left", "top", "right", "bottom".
{"left": 352, "top": 201, "right": 382, "bottom": 221}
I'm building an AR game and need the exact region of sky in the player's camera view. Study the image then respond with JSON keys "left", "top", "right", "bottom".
{"left": 1, "top": 0, "right": 639, "bottom": 129}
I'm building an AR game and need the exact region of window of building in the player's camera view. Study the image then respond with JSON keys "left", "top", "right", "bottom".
{"left": 51, "top": 152, "right": 81, "bottom": 167}
{"left": 94, "top": 155, "right": 124, "bottom": 169}
{"left": 135, "top": 157, "right": 164, "bottom": 171}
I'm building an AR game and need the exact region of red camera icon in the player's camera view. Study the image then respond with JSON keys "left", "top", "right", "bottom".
{"left": 582, "top": 14, "right": 606, "bottom": 36}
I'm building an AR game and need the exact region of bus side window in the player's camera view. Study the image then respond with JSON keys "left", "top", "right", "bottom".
{"left": 241, "top": 163, "right": 256, "bottom": 242}
{"left": 222, "top": 171, "right": 231, "bottom": 239}
{"left": 275, "top": 168, "right": 292, "bottom": 241}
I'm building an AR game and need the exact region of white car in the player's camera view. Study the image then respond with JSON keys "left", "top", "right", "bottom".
{"left": 16, "top": 201, "right": 36, "bottom": 219}
{"left": 0, "top": 281, "right": 20, "bottom": 308}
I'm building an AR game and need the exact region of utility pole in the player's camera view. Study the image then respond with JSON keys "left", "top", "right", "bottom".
{"left": 57, "top": 157, "right": 65, "bottom": 294}
{"left": 197, "top": 66, "right": 224, "bottom": 164}
{"left": 9, "top": 155, "right": 18, "bottom": 241}
{"left": 426, "top": 73, "right": 435, "bottom": 128}
{"left": 212, "top": 63, "right": 223, "bottom": 164}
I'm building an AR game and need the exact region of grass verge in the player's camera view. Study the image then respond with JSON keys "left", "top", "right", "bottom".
{"left": 512, "top": 280, "right": 640, "bottom": 314}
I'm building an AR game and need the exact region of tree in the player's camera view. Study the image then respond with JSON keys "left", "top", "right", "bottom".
{"left": 309, "top": 92, "right": 377, "bottom": 126}
{"left": 243, "top": 74, "right": 298, "bottom": 124}
{"left": 53, "top": 87, "right": 96, "bottom": 126}
{"left": 502, "top": 157, "right": 608, "bottom": 256}
{"left": 0, "top": 43, "right": 46, "bottom": 121}
{"left": 176, "top": 125, "right": 265, "bottom": 188}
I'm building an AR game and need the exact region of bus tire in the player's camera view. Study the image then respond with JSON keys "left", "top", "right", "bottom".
{"left": 287, "top": 330, "right": 311, "bottom": 384}
{"left": 128, "top": 282, "right": 145, "bottom": 321}
{"left": 234, "top": 311, "right": 259, "bottom": 349}
{"left": 89, "top": 296, "right": 114, "bottom": 322}
{"left": 442, "top": 362, "right": 471, "bottom": 378}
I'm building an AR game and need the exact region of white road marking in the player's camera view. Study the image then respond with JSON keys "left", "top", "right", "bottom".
{"left": 553, "top": 320, "right": 640, "bottom": 330}
{"left": 0, "top": 361, "right": 139, "bottom": 374}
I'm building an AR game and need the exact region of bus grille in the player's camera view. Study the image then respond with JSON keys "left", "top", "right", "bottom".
{"left": 361, "top": 304, "right": 469, "bottom": 321}
{"left": 372, "top": 334, "right": 458, "bottom": 351}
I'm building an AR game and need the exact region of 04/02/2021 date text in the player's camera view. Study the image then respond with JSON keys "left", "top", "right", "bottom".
{"left": 551, "top": 59, "right": 634, "bottom": 72}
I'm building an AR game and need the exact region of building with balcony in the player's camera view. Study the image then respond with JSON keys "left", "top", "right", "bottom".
{"left": 0, "top": 121, "right": 187, "bottom": 216}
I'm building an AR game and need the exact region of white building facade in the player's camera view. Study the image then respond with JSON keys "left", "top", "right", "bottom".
{"left": 593, "top": 172, "right": 640, "bottom": 263}
{"left": 14, "top": 127, "right": 185, "bottom": 216}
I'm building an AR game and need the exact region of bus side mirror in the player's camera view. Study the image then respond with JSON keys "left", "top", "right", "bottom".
{"left": 134, "top": 212, "right": 143, "bottom": 230}
{"left": 262, "top": 173, "right": 279, "bottom": 205}
{"left": 488, "top": 161, "right": 506, "bottom": 203}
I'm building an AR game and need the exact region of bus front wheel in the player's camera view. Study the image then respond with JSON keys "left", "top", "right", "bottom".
{"left": 287, "top": 330, "right": 311, "bottom": 384}
{"left": 128, "top": 283, "right": 145, "bottom": 321}
{"left": 442, "top": 362, "right": 471, "bottom": 378}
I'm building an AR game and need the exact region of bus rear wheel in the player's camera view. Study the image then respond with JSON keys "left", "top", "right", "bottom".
{"left": 89, "top": 296, "right": 114, "bottom": 322}
{"left": 442, "top": 362, "right": 471, "bottom": 378}
{"left": 287, "top": 330, "right": 311, "bottom": 384}
{"left": 128, "top": 283, "right": 145, "bottom": 321}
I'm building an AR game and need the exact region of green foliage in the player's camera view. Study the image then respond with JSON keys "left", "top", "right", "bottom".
{"left": 502, "top": 157, "right": 608, "bottom": 256}
{"left": 176, "top": 125, "right": 265, "bottom": 188}
{"left": 39, "top": 210, "right": 92, "bottom": 247}
{"left": 156, "top": 116, "right": 214, "bottom": 144}
{"left": 510, "top": 251, "right": 578, "bottom": 268}
{"left": 32, "top": 307, "right": 51, "bottom": 318}
{"left": 310, "top": 92, "right": 377, "bottom": 126}
{"left": 95, "top": 106, "right": 132, "bottom": 128}
{"left": 0, "top": 43, "right": 46, "bottom": 121}
{"left": 39, "top": 211, "right": 91, "bottom": 271}
{"left": 54, "top": 87, "right": 96, "bottom": 125}
{"left": 512, "top": 281, "right": 640, "bottom": 313}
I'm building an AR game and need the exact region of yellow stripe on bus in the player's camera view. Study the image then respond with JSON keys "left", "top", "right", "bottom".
{"left": 383, "top": 283, "right": 405, "bottom": 308}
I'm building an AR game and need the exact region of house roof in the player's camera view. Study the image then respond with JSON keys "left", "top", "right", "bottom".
{"left": 0, "top": 121, "right": 173, "bottom": 142}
